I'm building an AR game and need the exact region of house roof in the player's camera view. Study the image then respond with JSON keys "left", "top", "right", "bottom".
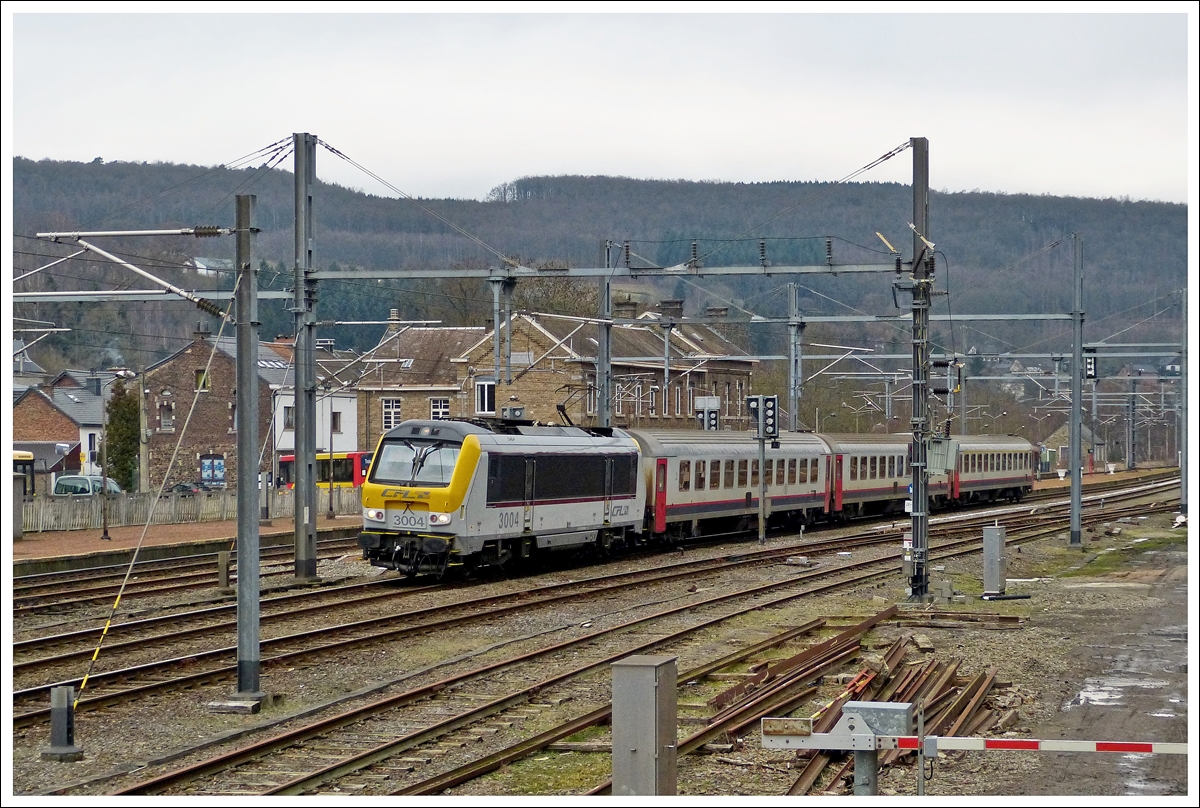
{"left": 358, "top": 326, "right": 485, "bottom": 389}
{"left": 15, "top": 386, "right": 105, "bottom": 427}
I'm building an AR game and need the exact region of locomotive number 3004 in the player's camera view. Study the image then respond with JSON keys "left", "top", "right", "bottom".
{"left": 390, "top": 512, "right": 427, "bottom": 529}
{"left": 498, "top": 510, "right": 521, "bottom": 529}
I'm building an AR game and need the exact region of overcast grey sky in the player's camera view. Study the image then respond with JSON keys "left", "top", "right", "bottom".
{"left": 4, "top": 5, "right": 1197, "bottom": 204}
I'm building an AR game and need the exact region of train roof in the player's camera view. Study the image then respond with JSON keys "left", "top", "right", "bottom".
{"left": 623, "top": 428, "right": 830, "bottom": 456}
{"left": 382, "top": 419, "right": 638, "bottom": 449}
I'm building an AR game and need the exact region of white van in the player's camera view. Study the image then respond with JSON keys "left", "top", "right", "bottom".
{"left": 53, "top": 475, "right": 123, "bottom": 496}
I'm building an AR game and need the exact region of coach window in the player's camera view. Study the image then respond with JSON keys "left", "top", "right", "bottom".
{"left": 788, "top": 458, "right": 797, "bottom": 485}
{"left": 869, "top": 456, "right": 877, "bottom": 479}
{"left": 711, "top": 459, "right": 721, "bottom": 489}
{"left": 750, "top": 459, "right": 760, "bottom": 487}
{"left": 887, "top": 456, "right": 895, "bottom": 478}
{"left": 695, "top": 460, "right": 706, "bottom": 490}
{"left": 763, "top": 459, "right": 772, "bottom": 488}
{"left": 724, "top": 459, "right": 735, "bottom": 488}
{"left": 776, "top": 459, "right": 785, "bottom": 486}
{"left": 679, "top": 459, "right": 690, "bottom": 491}
{"left": 738, "top": 459, "right": 748, "bottom": 487}
{"left": 850, "top": 456, "right": 858, "bottom": 481}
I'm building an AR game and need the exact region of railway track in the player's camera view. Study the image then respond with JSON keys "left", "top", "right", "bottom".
{"left": 13, "top": 478, "right": 1177, "bottom": 728}
{"left": 24, "top": 486, "right": 1168, "bottom": 795}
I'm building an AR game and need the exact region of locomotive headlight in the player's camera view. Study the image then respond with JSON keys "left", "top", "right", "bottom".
{"left": 428, "top": 512, "right": 452, "bottom": 526}
{"left": 364, "top": 508, "right": 385, "bottom": 522}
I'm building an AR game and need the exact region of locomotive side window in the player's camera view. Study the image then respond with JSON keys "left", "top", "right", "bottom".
{"left": 737, "top": 459, "right": 748, "bottom": 487}
{"left": 679, "top": 459, "right": 691, "bottom": 491}
{"left": 487, "top": 454, "right": 526, "bottom": 504}
{"left": 710, "top": 459, "right": 721, "bottom": 490}
{"left": 695, "top": 460, "right": 706, "bottom": 490}
{"left": 724, "top": 460, "right": 734, "bottom": 488}
{"left": 788, "top": 459, "right": 797, "bottom": 485}
{"left": 611, "top": 454, "right": 637, "bottom": 496}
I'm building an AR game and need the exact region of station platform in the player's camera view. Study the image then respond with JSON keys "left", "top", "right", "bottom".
{"left": 11, "top": 515, "right": 362, "bottom": 576}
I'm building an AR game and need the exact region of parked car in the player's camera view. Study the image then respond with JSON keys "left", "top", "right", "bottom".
{"left": 167, "top": 481, "right": 213, "bottom": 496}
{"left": 53, "top": 475, "right": 123, "bottom": 496}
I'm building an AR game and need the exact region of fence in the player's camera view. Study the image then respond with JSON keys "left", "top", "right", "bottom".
{"left": 21, "top": 487, "right": 363, "bottom": 533}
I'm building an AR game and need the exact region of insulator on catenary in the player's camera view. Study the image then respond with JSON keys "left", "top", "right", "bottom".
{"left": 690, "top": 240, "right": 698, "bottom": 268}
{"left": 927, "top": 254, "right": 936, "bottom": 275}
{"left": 193, "top": 226, "right": 222, "bottom": 238}
{"left": 623, "top": 241, "right": 630, "bottom": 267}
{"left": 825, "top": 237, "right": 832, "bottom": 264}
{"left": 759, "top": 240, "right": 767, "bottom": 266}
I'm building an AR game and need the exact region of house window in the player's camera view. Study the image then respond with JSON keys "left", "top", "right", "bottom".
{"left": 229, "top": 402, "right": 237, "bottom": 433}
{"left": 475, "top": 380, "right": 496, "bottom": 415}
{"left": 585, "top": 382, "right": 596, "bottom": 416}
{"left": 430, "top": 398, "right": 450, "bottom": 419}
{"left": 635, "top": 382, "right": 643, "bottom": 416}
{"left": 737, "top": 380, "right": 744, "bottom": 417}
{"left": 331, "top": 411, "right": 342, "bottom": 433}
{"left": 159, "top": 402, "right": 175, "bottom": 432}
{"left": 382, "top": 398, "right": 403, "bottom": 430}
{"left": 195, "top": 369, "right": 210, "bottom": 392}
{"left": 675, "top": 385, "right": 682, "bottom": 417}
{"left": 283, "top": 406, "right": 295, "bottom": 431}
{"left": 649, "top": 387, "right": 657, "bottom": 416}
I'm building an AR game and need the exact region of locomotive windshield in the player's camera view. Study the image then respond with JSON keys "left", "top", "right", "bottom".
{"left": 370, "top": 439, "right": 460, "bottom": 487}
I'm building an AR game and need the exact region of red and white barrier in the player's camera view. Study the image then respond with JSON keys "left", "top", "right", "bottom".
{"left": 884, "top": 736, "right": 1186, "bottom": 755}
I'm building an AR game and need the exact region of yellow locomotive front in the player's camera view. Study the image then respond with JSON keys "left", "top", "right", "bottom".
{"left": 359, "top": 420, "right": 482, "bottom": 577}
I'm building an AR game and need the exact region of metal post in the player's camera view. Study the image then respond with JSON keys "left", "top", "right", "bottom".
{"left": 491, "top": 278, "right": 503, "bottom": 384}
{"left": 502, "top": 279, "right": 515, "bottom": 385}
{"left": 908, "top": 137, "right": 931, "bottom": 601}
{"left": 598, "top": 251, "right": 612, "bottom": 428}
{"left": 325, "top": 381, "right": 335, "bottom": 520}
{"left": 788, "top": 283, "right": 803, "bottom": 432}
{"left": 662, "top": 323, "right": 672, "bottom": 414}
{"left": 1069, "top": 234, "right": 1083, "bottom": 546}
{"left": 293, "top": 133, "right": 318, "bottom": 580}
{"left": 235, "top": 194, "right": 263, "bottom": 698}
{"left": 100, "top": 400, "right": 110, "bottom": 540}
{"left": 1181, "top": 293, "right": 1187, "bottom": 513}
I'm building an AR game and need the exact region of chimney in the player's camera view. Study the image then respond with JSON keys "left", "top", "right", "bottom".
{"left": 386, "top": 308, "right": 401, "bottom": 334}
{"left": 705, "top": 306, "right": 728, "bottom": 320}
{"left": 194, "top": 320, "right": 212, "bottom": 341}
{"left": 88, "top": 376, "right": 102, "bottom": 397}
{"left": 612, "top": 297, "right": 638, "bottom": 320}
{"left": 657, "top": 299, "right": 684, "bottom": 320}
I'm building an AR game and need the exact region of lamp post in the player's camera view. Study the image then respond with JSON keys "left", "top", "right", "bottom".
{"left": 324, "top": 380, "right": 335, "bottom": 520}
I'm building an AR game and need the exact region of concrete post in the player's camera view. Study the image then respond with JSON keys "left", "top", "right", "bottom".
{"left": 612, "top": 655, "right": 677, "bottom": 796}
{"left": 41, "top": 686, "right": 83, "bottom": 761}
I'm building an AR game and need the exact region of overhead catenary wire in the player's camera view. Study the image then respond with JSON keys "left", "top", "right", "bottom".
{"left": 72, "top": 280, "right": 241, "bottom": 711}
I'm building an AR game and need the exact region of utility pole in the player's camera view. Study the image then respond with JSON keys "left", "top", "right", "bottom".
{"left": 293, "top": 133, "right": 319, "bottom": 581}
{"left": 234, "top": 194, "right": 263, "bottom": 700}
{"left": 907, "top": 137, "right": 931, "bottom": 601}
{"left": 788, "top": 283, "right": 804, "bottom": 432}
{"left": 100, "top": 392, "right": 110, "bottom": 541}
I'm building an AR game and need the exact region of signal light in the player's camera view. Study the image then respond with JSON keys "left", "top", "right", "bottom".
{"left": 706, "top": 408, "right": 719, "bottom": 431}
{"left": 762, "top": 395, "right": 778, "bottom": 438}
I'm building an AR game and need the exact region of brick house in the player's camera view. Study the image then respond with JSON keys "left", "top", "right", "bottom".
{"left": 13, "top": 372, "right": 116, "bottom": 476}
{"left": 354, "top": 314, "right": 485, "bottom": 453}
{"left": 141, "top": 328, "right": 279, "bottom": 490}
{"left": 353, "top": 302, "right": 756, "bottom": 444}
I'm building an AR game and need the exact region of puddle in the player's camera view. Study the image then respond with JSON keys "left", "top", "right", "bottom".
{"left": 1062, "top": 676, "right": 1170, "bottom": 710}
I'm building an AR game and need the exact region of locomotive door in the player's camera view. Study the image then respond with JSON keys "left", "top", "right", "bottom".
{"left": 523, "top": 458, "right": 535, "bottom": 531}
{"left": 654, "top": 458, "right": 668, "bottom": 532}
{"left": 603, "top": 457, "right": 613, "bottom": 523}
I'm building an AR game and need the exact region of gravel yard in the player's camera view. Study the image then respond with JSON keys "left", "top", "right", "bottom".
{"left": 11, "top": 511, "right": 1190, "bottom": 798}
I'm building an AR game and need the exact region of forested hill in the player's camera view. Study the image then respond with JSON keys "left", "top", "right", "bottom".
{"left": 12, "top": 157, "right": 1187, "bottom": 368}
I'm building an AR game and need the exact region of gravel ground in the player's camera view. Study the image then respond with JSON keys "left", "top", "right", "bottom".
{"left": 10, "top": 509, "right": 1191, "bottom": 799}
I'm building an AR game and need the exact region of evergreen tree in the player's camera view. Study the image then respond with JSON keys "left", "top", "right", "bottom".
{"left": 106, "top": 379, "right": 140, "bottom": 492}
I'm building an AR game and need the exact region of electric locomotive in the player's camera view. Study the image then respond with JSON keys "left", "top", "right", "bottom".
{"left": 359, "top": 417, "right": 644, "bottom": 576}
